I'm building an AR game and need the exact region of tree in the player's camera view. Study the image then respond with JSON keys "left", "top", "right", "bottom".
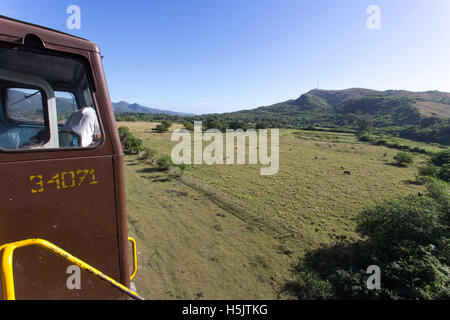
{"left": 183, "top": 121, "right": 194, "bottom": 132}
{"left": 228, "top": 120, "right": 249, "bottom": 131}
{"left": 393, "top": 151, "right": 414, "bottom": 167}
{"left": 418, "top": 164, "right": 439, "bottom": 179}
{"left": 417, "top": 149, "right": 450, "bottom": 182}
{"left": 438, "top": 164, "right": 450, "bottom": 182}
{"left": 118, "top": 126, "right": 130, "bottom": 138}
{"left": 140, "top": 147, "right": 157, "bottom": 162}
{"left": 161, "top": 120, "right": 172, "bottom": 129}
{"left": 284, "top": 180, "right": 450, "bottom": 300}
{"left": 354, "top": 185, "right": 449, "bottom": 299}
{"left": 256, "top": 122, "right": 270, "bottom": 130}
{"left": 156, "top": 154, "right": 173, "bottom": 170}
{"left": 356, "top": 195, "right": 446, "bottom": 247}
{"left": 431, "top": 149, "right": 450, "bottom": 167}
{"left": 205, "top": 119, "right": 223, "bottom": 131}
{"left": 154, "top": 124, "right": 169, "bottom": 133}
{"left": 118, "top": 126, "right": 143, "bottom": 154}
{"left": 357, "top": 114, "right": 374, "bottom": 133}
{"left": 122, "top": 135, "right": 143, "bottom": 154}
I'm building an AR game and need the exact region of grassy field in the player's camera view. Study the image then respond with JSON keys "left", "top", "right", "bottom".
{"left": 119, "top": 121, "right": 429, "bottom": 299}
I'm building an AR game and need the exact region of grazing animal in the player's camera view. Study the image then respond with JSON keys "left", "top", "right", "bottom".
{"left": 418, "top": 192, "right": 423, "bottom": 197}
{"left": 343, "top": 170, "right": 352, "bottom": 175}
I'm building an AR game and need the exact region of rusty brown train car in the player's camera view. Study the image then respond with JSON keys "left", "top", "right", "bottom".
{"left": 0, "top": 16, "right": 139, "bottom": 300}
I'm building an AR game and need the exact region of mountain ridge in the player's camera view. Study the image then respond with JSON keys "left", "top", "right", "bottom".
{"left": 112, "top": 100, "right": 195, "bottom": 116}
{"left": 224, "top": 87, "right": 450, "bottom": 118}
{"left": 194, "top": 87, "right": 450, "bottom": 145}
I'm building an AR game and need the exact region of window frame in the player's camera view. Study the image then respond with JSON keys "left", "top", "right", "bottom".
{"left": 0, "top": 43, "right": 105, "bottom": 153}
{"left": 3, "top": 85, "right": 49, "bottom": 127}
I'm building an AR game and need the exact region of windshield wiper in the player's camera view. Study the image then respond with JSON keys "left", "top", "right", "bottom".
{"left": 10, "top": 90, "right": 40, "bottom": 107}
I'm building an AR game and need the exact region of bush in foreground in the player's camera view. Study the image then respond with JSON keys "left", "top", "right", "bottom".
{"left": 283, "top": 179, "right": 450, "bottom": 300}
{"left": 118, "top": 126, "right": 143, "bottom": 154}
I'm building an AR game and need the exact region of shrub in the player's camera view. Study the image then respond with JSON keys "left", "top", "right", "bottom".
{"left": 161, "top": 120, "right": 172, "bottom": 128}
{"left": 183, "top": 121, "right": 194, "bottom": 132}
{"left": 118, "top": 126, "right": 144, "bottom": 154}
{"left": 386, "top": 142, "right": 399, "bottom": 148}
{"left": 412, "top": 146, "right": 428, "bottom": 154}
{"left": 205, "top": 119, "right": 223, "bottom": 131}
{"left": 156, "top": 154, "right": 173, "bottom": 170}
{"left": 418, "top": 164, "right": 440, "bottom": 179}
{"left": 284, "top": 182, "right": 450, "bottom": 300}
{"left": 282, "top": 272, "right": 335, "bottom": 300}
{"left": 438, "top": 164, "right": 450, "bottom": 182}
{"left": 355, "top": 188, "right": 449, "bottom": 299}
{"left": 227, "top": 120, "right": 249, "bottom": 131}
{"left": 356, "top": 196, "right": 446, "bottom": 247}
{"left": 417, "top": 149, "right": 450, "bottom": 183}
{"left": 425, "top": 178, "right": 449, "bottom": 225}
{"left": 357, "top": 132, "right": 374, "bottom": 143}
{"left": 357, "top": 115, "right": 373, "bottom": 133}
{"left": 154, "top": 124, "right": 169, "bottom": 133}
{"left": 393, "top": 151, "right": 414, "bottom": 167}
{"left": 118, "top": 126, "right": 130, "bottom": 138}
{"left": 124, "top": 136, "right": 143, "bottom": 154}
{"left": 140, "top": 147, "right": 157, "bottom": 161}
{"left": 118, "top": 126, "right": 143, "bottom": 155}
{"left": 174, "top": 163, "right": 190, "bottom": 172}
{"left": 256, "top": 122, "right": 270, "bottom": 130}
{"left": 431, "top": 149, "right": 450, "bottom": 167}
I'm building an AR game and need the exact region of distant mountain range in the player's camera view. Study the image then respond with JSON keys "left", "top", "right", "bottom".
{"left": 7, "top": 90, "right": 196, "bottom": 117}
{"left": 112, "top": 100, "right": 195, "bottom": 116}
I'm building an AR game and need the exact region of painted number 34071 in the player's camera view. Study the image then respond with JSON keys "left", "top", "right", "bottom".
{"left": 30, "top": 169, "right": 99, "bottom": 194}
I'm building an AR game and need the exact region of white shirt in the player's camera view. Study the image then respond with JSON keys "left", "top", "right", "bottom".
{"left": 62, "top": 107, "right": 100, "bottom": 147}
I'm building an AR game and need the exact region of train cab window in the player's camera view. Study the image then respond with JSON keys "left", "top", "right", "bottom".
{"left": 55, "top": 91, "right": 78, "bottom": 124}
{"left": 0, "top": 88, "right": 48, "bottom": 149}
{"left": 6, "top": 88, "right": 45, "bottom": 124}
{"left": 0, "top": 44, "right": 102, "bottom": 151}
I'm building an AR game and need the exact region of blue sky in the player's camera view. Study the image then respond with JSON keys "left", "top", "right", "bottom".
{"left": 1, "top": 0, "right": 450, "bottom": 114}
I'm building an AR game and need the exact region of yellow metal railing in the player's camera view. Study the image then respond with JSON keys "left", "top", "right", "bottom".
{"left": 128, "top": 237, "right": 138, "bottom": 281}
{"left": 0, "top": 238, "right": 143, "bottom": 300}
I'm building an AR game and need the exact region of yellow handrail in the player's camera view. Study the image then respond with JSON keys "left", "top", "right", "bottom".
{"left": 0, "top": 238, "right": 144, "bottom": 300}
{"left": 128, "top": 237, "right": 138, "bottom": 281}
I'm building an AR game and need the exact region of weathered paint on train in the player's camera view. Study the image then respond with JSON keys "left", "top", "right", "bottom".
{"left": 0, "top": 16, "right": 132, "bottom": 299}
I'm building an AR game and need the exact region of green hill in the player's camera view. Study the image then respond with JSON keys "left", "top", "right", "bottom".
{"left": 198, "top": 88, "right": 450, "bottom": 145}
{"left": 222, "top": 88, "right": 450, "bottom": 120}
{"left": 307, "top": 88, "right": 450, "bottom": 116}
